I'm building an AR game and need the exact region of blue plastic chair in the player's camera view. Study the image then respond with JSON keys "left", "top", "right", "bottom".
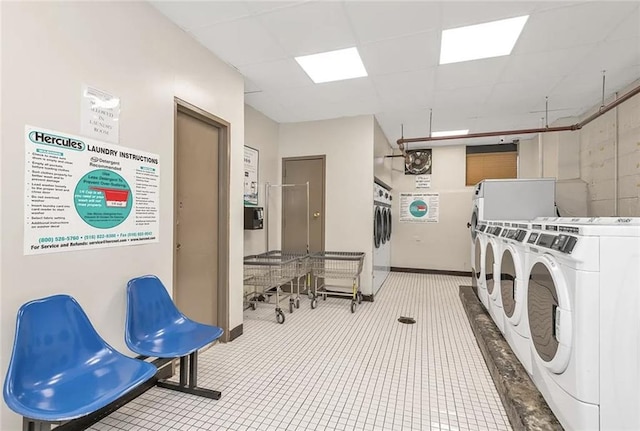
{"left": 3, "top": 295, "right": 156, "bottom": 428}
{"left": 125, "top": 275, "right": 224, "bottom": 400}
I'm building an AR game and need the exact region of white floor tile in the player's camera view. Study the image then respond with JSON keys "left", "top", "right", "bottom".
{"left": 88, "top": 273, "right": 511, "bottom": 431}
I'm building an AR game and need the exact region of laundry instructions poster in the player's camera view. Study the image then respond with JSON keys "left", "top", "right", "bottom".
{"left": 399, "top": 192, "right": 439, "bottom": 223}
{"left": 24, "top": 125, "right": 160, "bottom": 254}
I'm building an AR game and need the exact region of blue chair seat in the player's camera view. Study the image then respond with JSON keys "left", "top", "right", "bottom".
{"left": 125, "top": 275, "right": 224, "bottom": 400}
{"left": 3, "top": 295, "right": 156, "bottom": 422}
{"left": 127, "top": 316, "right": 224, "bottom": 358}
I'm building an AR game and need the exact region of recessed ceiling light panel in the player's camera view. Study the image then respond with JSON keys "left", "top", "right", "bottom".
{"left": 431, "top": 129, "right": 469, "bottom": 137}
{"left": 440, "top": 15, "right": 529, "bottom": 65}
{"left": 295, "top": 47, "right": 368, "bottom": 84}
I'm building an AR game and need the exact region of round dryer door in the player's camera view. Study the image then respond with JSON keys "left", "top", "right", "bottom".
{"left": 473, "top": 238, "right": 482, "bottom": 285}
{"left": 485, "top": 241, "right": 496, "bottom": 295}
{"left": 500, "top": 247, "right": 519, "bottom": 320}
{"left": 387, "top": 208, "right": 391, "bottom": 241}
{"left": 527, "top": 256, "right": 572, "bottom": 373}
{"left": 470, "top": 210, "right": 478, "bottom": 240}
{"left": 380, "top": 208, "right": 387, "bottom": 245}
{"left": 374, "top": 207, "right": 382, "bottom": 248}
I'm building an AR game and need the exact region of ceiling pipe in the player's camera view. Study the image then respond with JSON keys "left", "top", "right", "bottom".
{"left": 396, "top": 82, "right": 640, "bottom": 152}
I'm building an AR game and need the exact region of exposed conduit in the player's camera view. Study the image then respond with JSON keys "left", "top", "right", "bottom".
{"left": 614, "top": 91, "right": 619, "bottom": 216}
{"left": 395, "top": 82, "right": 640, "bottom": 154}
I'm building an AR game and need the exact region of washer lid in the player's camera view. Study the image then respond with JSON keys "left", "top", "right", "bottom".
{"left": 527, "top": 256, "right": 572, "bottom": 373}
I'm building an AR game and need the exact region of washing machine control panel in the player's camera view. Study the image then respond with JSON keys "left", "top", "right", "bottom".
{"left": 487, "top": 226, "right": 502, "bottom": 236}
{"left": 477, "top": 224, "right": 487, "bottom": 232}
{"left": 515, "top": 230, "right": 528, "bottom": 242}
{"left": 535, "top": 233, "right": 578, "bottom": 254}
{"left": 527, "top": 232, "right": 539, "bottom": 244}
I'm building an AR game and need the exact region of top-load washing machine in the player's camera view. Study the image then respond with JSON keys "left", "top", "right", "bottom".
{"left": 484, "top": 221, "right": 505, "bottom": 333}
{"left": 496, "top": 221, "right": 533, "bottom": 374}
{"left": 526, "top": 217, "right": 640, "bottom": 431}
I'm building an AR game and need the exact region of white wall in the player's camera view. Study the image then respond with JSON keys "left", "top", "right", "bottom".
{"left": 278, "top": 116, "right": 375, "bottom": 294}
{"left": 390, "top": 146, "right": 473, "bottom": 272}
{"left": 244, "top": 105, "right": 280, "bottom": 255}
{"left": 1, "top": 3, "right": 244, "bottom": 429}
{"left": 374, "top": 118, "right": 393, "bottom": 186}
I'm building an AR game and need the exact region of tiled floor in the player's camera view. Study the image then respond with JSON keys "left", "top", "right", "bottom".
{"left": 88, "top": 273, "right": 511, "bottom": 431}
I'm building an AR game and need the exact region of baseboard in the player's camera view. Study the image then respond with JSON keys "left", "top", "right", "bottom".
{"left": 391, "top": 267, "right": 471, "bottom": 277}
{"left": 229, "top": 324, "right": 243, "bottom": 341}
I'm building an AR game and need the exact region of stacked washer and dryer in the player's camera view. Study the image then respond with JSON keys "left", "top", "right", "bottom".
{"left": 373, "top": 181, "right": 392, "bottom": 295}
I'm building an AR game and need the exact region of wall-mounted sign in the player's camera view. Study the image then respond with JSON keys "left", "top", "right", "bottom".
{"left": 400, "top": 192, "right": 439, "bottom": 223}
{"left": 244, "top": 146, "right": 259, "bottom": 206}
{"left": 81, "top": 85, "right": 120, "bottom": 144}
{"left": 415, "top": 174, "right": 431, "bottom": 188}
{"left": 24, "top": 125, "right": 160, "bottom": 255}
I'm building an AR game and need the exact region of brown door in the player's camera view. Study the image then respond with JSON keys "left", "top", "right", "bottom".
{"left": 175, "top": 109, "right": 219, "bottom": 325}
{"left": 282, "top": 157, "right": 325, "bottom": 253}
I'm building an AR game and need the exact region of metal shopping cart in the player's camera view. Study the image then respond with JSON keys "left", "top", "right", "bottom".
{"left": 309, "top": 251, "right": 365, "bottom": 313}
{"left": 243, "top": 253, "right": 298, "bottom": 324}
{"left": 259, "top": 250, "right": 310, "bottom": 310}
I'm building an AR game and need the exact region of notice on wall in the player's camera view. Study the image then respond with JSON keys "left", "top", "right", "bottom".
{"left": 400, "top": 192, "right": 439, "bottom": 223}
{"left": 81, "top": 85, "right": 120, "bottom": 144}
{"left": 415, "top": 174, "right": 431, "bottom": 189}
{"left": 244, "top": 146, "right": 259, "bottom": 206}
{"left": 24, "top": 125, "right": 160, "bottom": 255}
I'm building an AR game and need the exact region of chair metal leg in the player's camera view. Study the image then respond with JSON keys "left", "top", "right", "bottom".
{"left": 156, "top": 352, "right": 221, "bottom": 400}
{"left": 23, "top": 418, "right": 51, "bottom": 431}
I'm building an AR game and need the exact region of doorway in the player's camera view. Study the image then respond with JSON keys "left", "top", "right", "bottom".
{"left": 174, "top": 98, "right": 230, "bottom": 339}
{"left": 282, "top": 156, "right": 325, "bottom": 253}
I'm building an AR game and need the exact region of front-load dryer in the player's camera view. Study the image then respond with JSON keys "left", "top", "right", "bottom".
{"left": 528, "top": 217, "right": 640, "bottom": 430}
{"left": 497, "top": 221, "right": 533, "bottom": 374}
{"left": 472, "top": 223, "right": 489, "bottom": 309}
{"left": 484, "top": 222, "right": 505, "bottom": 333}
{"left": 526, "top": 221, "right": 600, "bottom": 430}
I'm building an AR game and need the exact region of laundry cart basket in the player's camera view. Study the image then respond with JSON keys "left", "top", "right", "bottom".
{"left": 259, "top": 250, "right": 310, "bottom": 309}
{"left": 243, "top": 254, "right": 298, "bottom": 324}
{"left": 309, "top": 251, "right": 365, "bottom": 313}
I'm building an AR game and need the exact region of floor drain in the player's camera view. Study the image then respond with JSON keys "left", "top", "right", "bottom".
{"left": 398, "top": 316, "right": 416, "bottom": 324}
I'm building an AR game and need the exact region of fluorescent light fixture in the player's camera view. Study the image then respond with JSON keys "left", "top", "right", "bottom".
{"left": 431, "top": 129, "right": 469, "bottom": 137}
{"left": 295, "top": 47, "right": 368, "bottom": 84}
{"left": 440, "top": 15, "right": 529, "bottom": 64}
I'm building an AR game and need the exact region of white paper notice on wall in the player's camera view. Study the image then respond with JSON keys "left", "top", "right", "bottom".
{"left": 81, "top": 85, "right": 120, "bottom": 144}
{"left": 399, "top": 192, "right": 439, "bottom": 223}
{"left": 415, "top": 174, "right": 431, "bottom": 189}
{"left": 24, "top": 125, "right": 160, "bottom": 255}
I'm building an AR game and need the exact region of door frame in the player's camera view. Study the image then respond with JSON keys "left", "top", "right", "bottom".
{"left": 173, "top": 97, "right": 231, "bottom": 342}
{"left": 281, "top": 155, "right": 326, "bottom": 252}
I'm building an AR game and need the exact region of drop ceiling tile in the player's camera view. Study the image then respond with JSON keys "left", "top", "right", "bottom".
{"left": 238, "top": 59, "right": 312, "bottom": 90}
{"left": 372, "top": 69, "right": 435, "bottom": 111}
{"left": 245, "top": 92, "right": 299, "bottom": 123}
{"left": 258, "top": 2, "right": 355, "bottom": 56}
{"left": 574, "top": 38, "right": 640, "bottom": 74}
{"left": 483, "top": 82, "right": 553, "bottom": 116}
{"left": 359, "top": 31, "right": 440, "bottom": 77}
{"left": 514, "top": 2, "right": 638, "bottom": 54}
{"left": 435, "top": 57, "right": 509, "bottom": 90}
{"left": 498, "top": 45, "right": 593, "bottom": 86}
{"left": 245, "top": 1, "right": 304, "bottom": 15}
{"left": 151, "top": 1, "right": 251, "bottom": 31}
{"left": 441, "top": 1, "right": 537, "bottom": 30}
{"left": 244, "top": 77, "right": 262, "bottom": 94}
{"left": 277, "top": 78, "right": 378, "bottom": 108}
{"left": 432, "top": 85, "right": 494, "bottom": 118}
{"left": 606, "top": 5, "right": 640, "bottom": 41}
{"left": 191, "top": 17, "right": 287, "bottom": 67}
{"left": 344, "top": 1, "right": 442, "bottom": 44}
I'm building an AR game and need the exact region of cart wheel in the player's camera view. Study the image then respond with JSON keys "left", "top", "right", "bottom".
{"left": 289, "top": 300, "right": 294, "bottom": 314}
{"left": 308, "top": 291, "right": 314, "bottom": 300}
{"left": 311, "top": 298, "right": 318, "bottom": 309}
{"left": 357, "top": 292, "right": 363, "bottom": 304}
{"left": 295, "top": 298, "right": 300, "bottom": 309}
{"left": 250, "top": 302, "right": 257, "bottom": 311}
{"left": 350, "top": 301, "right": 356, "bottom": 313}
{"left": 276, "top": 310, "right": 285, "bottom": 324}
